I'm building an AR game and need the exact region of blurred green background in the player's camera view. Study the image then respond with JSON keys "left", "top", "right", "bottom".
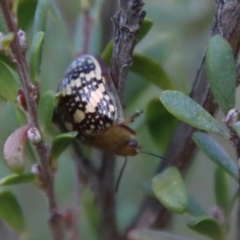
{"left": 0, "top": 0, "right": 238, "bottom": 239}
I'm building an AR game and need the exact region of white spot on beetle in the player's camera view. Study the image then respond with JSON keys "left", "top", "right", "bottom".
{"left": 66, "top": 84, "right": 72, "bottom": 95}
{"left": 73, "top": 109, "right": 85, "bottom": 123}
{"left": 75, "top": 78, "right": 81, "bottom": 87}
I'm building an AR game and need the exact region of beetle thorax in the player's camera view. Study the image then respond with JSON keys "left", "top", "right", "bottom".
{"left": 90, "top": 124, "right": 139, "bottom": 156}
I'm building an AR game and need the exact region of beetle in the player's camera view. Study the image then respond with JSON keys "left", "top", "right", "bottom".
{"left": 56, "top": 55, "right": 141, "bottom": 156}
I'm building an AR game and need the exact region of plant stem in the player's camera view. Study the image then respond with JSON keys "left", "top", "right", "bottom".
{"left": 111, "top": 0, "right": 146, "bottom": 101}
{"left": 94, "top": 1, "right": 146, "bottom": 240}
{"left": 98, "top": 152, "right": 120, "bottom": 240}
{"left": 0, "top": 1, "right": 64, "bottom": 239}
{"left": 81, "top": 7, "right": 93, "bottom": 55}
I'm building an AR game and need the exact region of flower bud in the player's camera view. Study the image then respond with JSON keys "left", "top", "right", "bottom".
{"left": 211, "top": 206, "right": 225, "bottom": 224}
{"left": 224, "top": 108, "right": 238, "bottom": 127}
{"left": 27, "top": 127, "right": 42, "bottom": 144}
{"left": 18, "top": 29, "right": 28, "bottom": 54}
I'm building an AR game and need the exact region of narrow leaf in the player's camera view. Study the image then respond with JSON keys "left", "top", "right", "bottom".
{"left": 51, "top": 132, "right": 78, "bottom": 166}
{"left": 33, "top": 0, "right": 49, "bottom": 35}
{"left": 1, "top": 33, "right": 14, "bottom": 54}
{"left": 6, "top": 101, "right": 27, "bottom": 128}
{"left": 38, "top": 90, "right": 55, "bottom": 132}
{"left": 128, "top": 229, "right": 194, "bottom": 240}
{"left": 29, "top": 31, "right": 45, "bottom": 82}
{"left": 187, "top": 195, "right": 206, "bottom": 217}
{"left": 206, "top": 35, "right": 236, "bottom": 114}
{"left": 18, "top": 0, "right": 37, "bottom": 30}
{"left": 192, "top": 132, "right": 238, "bottom": 180}
{"left": 146, "top": 99, "right": 178, "bottom": 151}
{"left": 48, "top": 3, "right": 73, "bottom": 51}
{"left": 137, "top": 18, "right": 154, "bottom": 43}
{"left": 0, "top": 60, "right": 19, "bottom": 102}
{"left": 101, "top": 18, "right": 154, "bottom": 65}
{"left": 101, "top": 40, "right": 113, "bottom": 65}
{"left": 132, "top": 54, "right": 175, "bottom": 90}
{"left": 0, "top": 53, "right": 15, "bottom": 70}
{"left": 152, "top": 167, "right": 188, "bottom": 214}
{"left": 3, "top": 125, "right": 29, "bottom": 173}
{"left": 214, "top": 167, "right": 230, "bottom": 212}
{"left": 0, "top": 173, "right": 37, "bottom": 186}
{"left": 188, "top": 216, "right": 224, "bottom": 240}
{"left": 160, "top": 90, "right": 228, "bottom": 138}
{"left": 0, "top": 190, "right": 25, "bottom": 233}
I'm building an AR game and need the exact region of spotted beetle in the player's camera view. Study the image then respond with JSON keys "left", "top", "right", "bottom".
{"left": 56, "top": 55, "right": 141, "bottom": 156}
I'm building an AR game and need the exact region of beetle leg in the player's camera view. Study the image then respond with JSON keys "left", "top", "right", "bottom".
{"left": 124, "top": 110, "right": 143, "bottom": 124}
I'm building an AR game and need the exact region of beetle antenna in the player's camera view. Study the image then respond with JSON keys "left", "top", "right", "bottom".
{"left": 115, "top": 157, "right": 128, "bottom": 192}
{"left": 140, "top": 150, "right": 182, "bottom": 166}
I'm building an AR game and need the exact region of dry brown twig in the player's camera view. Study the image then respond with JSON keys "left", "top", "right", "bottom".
{"left": 0, "top": 1, "right": 64, "bottom": 239}
{"left": 95, "top": 1, "right": 146, "bottom": 240}
{"left": 111, "top": 0, "right": 146, "bottom": 101}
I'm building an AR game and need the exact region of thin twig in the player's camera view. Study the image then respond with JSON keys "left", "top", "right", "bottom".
{"left": 81, "top": 7, "right": 93, "bottom": 55}
{"left": 111, "top": 0, "right": 146, "bottom": 101}
{"left": 95, "top": 1, "right": 146, "bottom": 240}
{"left": 126, "top": 0, "right": 240, "bottom": 234}
{"left": 69, "top": 163, "right": 81, "bottom": 240}
{"left": 0, "top": 1, "right": 64, "bottom": 239}
{"left": 98, "top": 152, "right": 120, "bottom": 240}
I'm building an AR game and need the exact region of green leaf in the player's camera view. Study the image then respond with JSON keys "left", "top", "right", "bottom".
{"left": 1, "top": 33, "right": 14, "bottom": 54}
{"left": 0, "top": 53, "right": 15, "bottom": 70}
{"left": 132, "top": 54, "right": 175, "bottom": 90}
{"left": 101, "top": 40, "right": 113, "bottom": 65}
{"left": 101, "top": 18, "right": 153, "bottom": 65}
{"left": 146, "top": 99, "right": 178, "bottom": 151}
{"left": 0, "top": 190, "right": 25, "bottom": 233}
{"left": 137, "top": 18, "right": 154, "bottom": 43}
{"left": 29, "top": 31, "right": 45, "bottom": 82}
{"left": 214, "top": 167, "right": 230, "bottom": 212}
{"left": 48, "top": 3, "right": 73, "bottom": 52}
{"left": 51, "top": 132, "right": 78, "bottom": 167}
{"left": 0, "top": 60, "right": 19, "bottom": 102}
{"left": 18, "top": 0, "right": 38, "bottom": 30}
{"left": 206, "top": 35, "right": 236, "bottom": 114}
{"left": 6, "top": 101, "right": 27, "bottom": 128}
{"left": 33, "top": 0, "right": 49, "bottom": 35}
{"left": 38, "top": 90, "right": 55, "bottom": 132}
{"left": 192, "top": 132, "right": 238, "bottom": 180}
{"left": 187, "top": 195, "right": 206, "bottom": 217}
{"left": 152, "top": 167, "right": 188, "bottom": 214}
{"left": 160, "top": 90, "right": 228, "bottom": 138}
{"left": 188, "top": 216, "right": 224, "bottom": 240}
{"left": 0, "top": 173, "right": 37, "bottom": 186}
